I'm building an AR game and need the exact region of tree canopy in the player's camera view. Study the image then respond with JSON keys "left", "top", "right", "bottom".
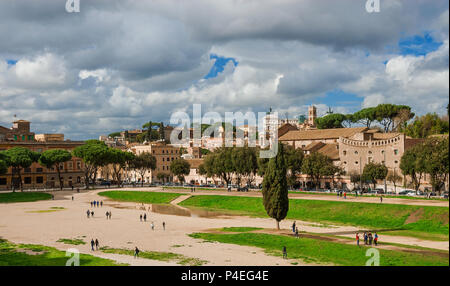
{"left": 39, "top": 149, "right": 72, "bottom": 190}
{"left": 362, "top": 162, "right": 388, "bottom": 190}
{"left": 262, "top": 143, "right": 289, "bottom": 229}
{"left": 170, "top": 158, "right": 191, "bottom": 183}
{"left": 400, "top": 113, "right": 449, "bottom": 138}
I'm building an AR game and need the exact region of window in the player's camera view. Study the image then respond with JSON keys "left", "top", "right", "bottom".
{"left": 36, "top": 176, "right": 44, "bottom": 184}
{"left": 343, "top": 151, "right": 347, "bottom": 156}
{"left": 0, "top": 178, "right": 7, "bottom": 185}
{"left": 368, "top": 151, "right": 372, "bottom": 155}
{"left": 354, "top": 151, "right": 358, "bottom": 155}
{"left": 394, "top": 149, "right": 399, "bottom": 155}
{"left": 22, "top": 135, "right": 26, "bottom": 141}
{"left": 394, "top": 160, "right": 398, "bottom": 164}
{"left": 162, "top": 158, "right": 165, "bottom": 162}
{"left": 355, "top": 161, "right": 359, "bottom": 165}
{"left": 68, "top": 162, "right": 73, "bottom": 170}
{"left": 368, "top": 157, "right": 373, "bottom": 163}
{"left": 77, "top": 161, "right": 81, "bottom": 170}
{"left": 59, "top": 163, "right": 64, "bottom": 170}
{"left": 24, "top": 168, "right": 31, "bottom": 173}
{"left": 36, "top": 168, "right": 43, "bottom": 173}
{"left": 24, "top": 177, "right": 32, "bottom": 184}
{"left": 28, "top": 135, "right": 33, "bottom": 141}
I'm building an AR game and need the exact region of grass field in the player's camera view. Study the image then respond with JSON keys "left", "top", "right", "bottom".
{"left": 189, "top": 232, "right": 449, "bottom": 266}
{"left": 57, "top": 238, "right": 86, "bottom": 245}
{"left": 180, "top": 195, "right": 449, "bottom": 236}
{"left": 0, "top": 239, "right": 125, "bottom": 266}
{"left": 98, "top": 191, "right": 181, "bottom": 204}
{"left": 100, "top": 246, "right": 207, "bottom": 266}
{"left": 0, "top": 192, "right": 52, "bottom": 203}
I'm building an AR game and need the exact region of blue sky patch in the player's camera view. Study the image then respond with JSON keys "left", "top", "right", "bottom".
{"left": 314, "top": 89, "right": 363, "bottom": 113}
{"left": 204, "top": 54, "right": 238, "bottom": 79}
{"left": 398, "top": 32, "right": 442, "bottom": 56}
{"left": 6, "top": 59, "right": 18, "bottom": 66}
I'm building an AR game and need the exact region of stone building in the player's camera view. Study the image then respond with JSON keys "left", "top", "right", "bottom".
{"left": 0, "top": 120, "right": 84, "bottom": 190}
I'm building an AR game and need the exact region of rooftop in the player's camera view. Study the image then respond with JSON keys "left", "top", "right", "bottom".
{"left": 279, "top": 127, "right": 368, "bottom": 141}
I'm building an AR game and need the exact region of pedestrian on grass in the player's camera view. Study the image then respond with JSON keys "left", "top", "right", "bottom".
{"left": 292, "top": 221, "right": 296, "bottom": 233}
{"left": 344, "top": 192, "right": 347, "bottom": 199}
{"left": 282, "top": 246, "right": 287, "bottom": 259}
{"left": 356, "top": 233, "right": 360, "bottom": 247}
{"left": 90, "top": 239, "right": 95, "bottom": 251}
{"left": 134, "top": 247, "right": 140, "bottom": 258}
{"left": 295, "top": 227, "right": 299, "bottom": 239}
{"left": 380, "top": 196, "right": 383, "bottom": 203}
{"left": 368, "top": 232, "right": 373, "bottom": 245}
{"left": 162, "top": 221, "right": 166, "bottom": 230}
{"left": 363, "top": 232, "right": 368, "bottom": 245}
{"left": 374, "top": 233, "right": 378, "bottom": 246}
{"left": 95, "top": 239, "right": 99, "bottom": 250}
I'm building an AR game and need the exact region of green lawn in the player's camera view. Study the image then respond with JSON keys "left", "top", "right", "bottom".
{"left": 189, "top": 232, "right": 449, "bottom": 266}
{"left": 98, "top": 191, "right": 181, "bottom": 204}
{"left": 57, "top": 238, "right": 86, "bottom": 245}
{"left": 180, "top": 195, "right": 449, "bottom": 235}
{"left": 221, "top": 227, "right": 263, "bottom": 232}
{"left": 0, "top": 192, "right": 52, "bottom": 203}
{"left": 0, "top": 239, "right": 125, "bottom": 266}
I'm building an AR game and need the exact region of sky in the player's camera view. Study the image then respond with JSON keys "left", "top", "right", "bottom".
{"left": 0, "top": 0, "right": 448, "bottom": 140}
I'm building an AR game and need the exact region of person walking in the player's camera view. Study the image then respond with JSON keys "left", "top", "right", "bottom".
{"left": 90, "top": 201, "right": 93, "bottom": 208}
{"left": 344, "top": 192, "right": 347, "bottom": 199}
{"left": 87, "top": 210, "right": 90, "bottom": 218}
{"left": 109, "top": 211, "right": 112, "bottom": 219}
{"left": 106, "top": 211, "right": 109, "bottom": 219}
{"left": 72, "top": 196, "right": 74, "bottom": 201}
{"left": 282, "top": 246, "right": 287, "bottom": 259}
{"left": 356, "top": 233, "right": 360, "bottom": 247}
{"left": 151, "top": 222, "right": 154, "bottom": 230}
{"left": 292, "top": 221, "right": 296, "bottom": 233}
{"left": 143, "top": 213, "right": 147, "bottom": 222}
{"left": 100, "top": 201, "right": 103, "bottom": 207}
{"left": 95, "top": 239, "right": 99, "bottom": 250}
{"left": 374, "top": 233, "right": 378, "bottom": 246}
{"left": 363, "top": 232, "right": 368, "bottom": 245}
{"left": 134, "top": 247, "right": 140, "bottom": 258}
{"left": 77, "top": 188, "right": 80, "bottom": 193}
{"left": 91, "top": 211, "right": 94, "bottom": 217}
{"left": 90, "top": 239, "right": 95, "bottom": 251}
{"left": 97, "top": 201, "right": 99, "bottom": 207}
{"left": 368, "top": 232, "right": 373, "bottom": 245}
{"left": 162, "top": 221, "right": 166, "bottom": 230}
{"left": 380, "top": 196, "right": 383, "bottom": 203}
{"left": 140, "top": 214, "right": 142, "bottom": 222}
{"left": 295, "top": 227, "right": 299, "bottom": 239}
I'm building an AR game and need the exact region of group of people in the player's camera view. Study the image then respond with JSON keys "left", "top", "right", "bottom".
{"left": 86, "top": 210, "right": 94, "bottom": 218}
{"left": 190, "top": 187, "right": 196, "bottom": 193}
{"left": 90, "top": 239, "right": 100, "bottom": 251}
{"left": 90, "top": 200, "right": 103, "bottom": 208}
{"left": 139, "top": 214, "right": 166, "bottom": 231}
{"left": 337, "top": 191, "right": 347, "bottom": 199}
{"left": 356, "top": 232, "right": 379, "bottom": 246}
{"left": 291, "top": 221, "right": 299, "bottom": 238}
{"left": 105, "top": 211, "right": 112, "bottom": 219}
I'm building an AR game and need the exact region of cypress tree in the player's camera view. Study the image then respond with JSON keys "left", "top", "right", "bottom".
{"left": 262, "top": 143, "right": 289, "bottom": 229}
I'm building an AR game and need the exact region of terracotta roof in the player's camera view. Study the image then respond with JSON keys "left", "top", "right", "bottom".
{"left": 186, "top": 158, "right": 204, "bottom": 169}
{"left": 279, "top": 127, "right": 368, "bottom": 141}
{"left": 303, "top": 141, "right": 325, "bottom": 152}
{"left": 404, "top": 138, "right": 425, "bottom": 150}
{"left": 317, "top": 143, "right": 340, "bottom": 160}
{"left": 372, "top": 132, "right": 401, "bottom": 139}
{"left": 278, "top": 123, "right": 298, "bottom": 137}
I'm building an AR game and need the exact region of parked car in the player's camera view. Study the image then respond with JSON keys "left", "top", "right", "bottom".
{"left": 100, "top": 181, "right": 111, "bottom": 186}
{"left": 398, "top": 189, "right": 414, "bottom": 195}
{"left": 237, "top": 186, "right": 248, "bottom": 192}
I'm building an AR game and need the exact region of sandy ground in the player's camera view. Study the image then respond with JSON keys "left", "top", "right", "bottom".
{"left": 0, "top": 188, "right": 448, "bottom": 266}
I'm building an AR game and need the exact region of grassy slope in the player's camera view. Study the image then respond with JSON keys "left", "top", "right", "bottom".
{"left": 189, "top": 232, "right": 448, "bottom": 266}
{"left": 0, "top": 239, "right": 125, "bottom": 266}
{"left": 180, "top": 195, "right": 449, "bottom": 235}
{"left": 0, "top": 192, "right": 52, "bottom": 203}
{"left": 98, "top": 191, "right": 181, "bottom": 204}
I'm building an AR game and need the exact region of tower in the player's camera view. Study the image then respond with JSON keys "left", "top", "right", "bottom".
{"left": 308, "top": 106, "right": 317, "bottom": 126}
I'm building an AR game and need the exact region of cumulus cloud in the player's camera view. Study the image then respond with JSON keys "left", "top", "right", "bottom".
{"left": 0, "top": 0, "right": 448, "bottom": 139}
